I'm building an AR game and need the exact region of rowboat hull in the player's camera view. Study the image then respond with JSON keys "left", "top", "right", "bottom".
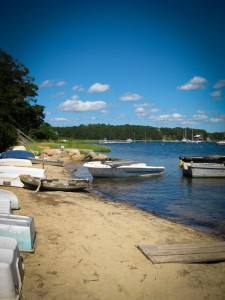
{"left": 20, "top": 175, "right": 89, "bottom": 191}
{"left": 180, "top": 162, "right": 225, "bottom": 178}
{"left": 28, "top": 157, "right": 64, "bottom": 166}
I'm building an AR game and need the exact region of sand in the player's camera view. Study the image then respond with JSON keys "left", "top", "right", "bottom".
{"left": 1, "top": 163, "right": 225, "bottom": 300}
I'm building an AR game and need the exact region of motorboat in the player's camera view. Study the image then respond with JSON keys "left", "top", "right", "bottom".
{"left": 217, "top": 140, "right": 225, "bottom": 146}
{"left": 20, "top": 175, "right": 89, "bottom": 192}
{"left": 83, "top": 160, "right": 165, "bottom": 178}
{"left": 179, "top": 155, "right": 225, "bottom": 178}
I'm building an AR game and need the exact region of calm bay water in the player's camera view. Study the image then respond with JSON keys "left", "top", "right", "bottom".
{"left": 74, "top": 141, "right": 225, "bottom": 238}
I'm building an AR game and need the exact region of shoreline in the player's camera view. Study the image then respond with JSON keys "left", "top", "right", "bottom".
{"left": 1, "top": 163, "right": 225, "bottom": 299}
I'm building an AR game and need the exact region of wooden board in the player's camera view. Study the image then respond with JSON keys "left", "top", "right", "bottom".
{"left": 137, "top": 242, "right": 225, "bottom": 263}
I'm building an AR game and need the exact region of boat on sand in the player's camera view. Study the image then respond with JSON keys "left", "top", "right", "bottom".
{"left": 20, "top": 175, "right": 89, "bottom": 191}
{"left": 83, "top": 160, "right": 165, "bottom": 178}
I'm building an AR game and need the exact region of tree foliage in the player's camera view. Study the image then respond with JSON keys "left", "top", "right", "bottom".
{"left": 0, "top": 49, "right": 46, "bottom": 151}
{"left": 54, "top": 124, "right": 211, "bottom": 141}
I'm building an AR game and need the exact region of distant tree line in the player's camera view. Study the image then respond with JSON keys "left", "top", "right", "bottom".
{"left": 54, "top": 124, "right": 222, "bottom": 141}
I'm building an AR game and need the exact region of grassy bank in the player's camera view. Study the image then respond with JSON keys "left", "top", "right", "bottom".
{"left": 25, "top": 139, "right": 111, "bottom": 155}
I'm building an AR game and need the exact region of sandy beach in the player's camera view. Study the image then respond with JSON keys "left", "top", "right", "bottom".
{"left": 1, "top": 163, "right": 225, "bottom": 300}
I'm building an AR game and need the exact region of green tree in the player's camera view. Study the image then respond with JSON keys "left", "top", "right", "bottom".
{"left": 0, "top": 49, "right": 46, "bottom": 151}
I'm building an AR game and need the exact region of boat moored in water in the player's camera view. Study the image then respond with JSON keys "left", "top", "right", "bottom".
{"left": 83, "top": 160, "right": 165, "bottom": 178}
{"left": 179, "top": 155, "right": 225, "bottom": 178}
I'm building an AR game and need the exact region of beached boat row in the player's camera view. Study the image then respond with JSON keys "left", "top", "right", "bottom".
{"left": 0, "top": 188, "right": 36, "bottom": 299}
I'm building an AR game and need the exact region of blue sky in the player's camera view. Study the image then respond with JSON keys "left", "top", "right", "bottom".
{"left": 1, "top": 0, "right": 225, "bottom": 132}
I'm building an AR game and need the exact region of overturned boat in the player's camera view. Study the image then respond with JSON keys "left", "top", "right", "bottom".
{"left": 20, "top": 175, "right": 90, "bottom": 191}
{"left": 83, "top": 160, "right": 165, "bottom": 178}
{"left": 0, "top": 214, "right": 37, "bottom": 252}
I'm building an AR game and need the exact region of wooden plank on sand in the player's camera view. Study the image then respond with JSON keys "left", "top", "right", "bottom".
{"left": 137, "top": 242, "right": 225, "bottom": 263}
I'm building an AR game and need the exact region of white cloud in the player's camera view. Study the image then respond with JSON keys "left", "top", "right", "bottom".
{"left": 100, "top": 110, "right": 109, "bottom": 116}
{"left": 88, "top": 83, "right": 110, "bottom": 93}
{"left": 210, "top": 117, "right": 224, "bottom": 123}
{"left": 213, "top": 79, "right": 225, "bottom": 89}
{"left": 57, "top": 81, "right": 66, "bottom": 86}
{"left": 58, "top": 99, "right": 106, "bottom": 112}
{"left": 134, "top": 103, "right": 160, "bottom": 117}
{"left": 119, "top": 92, "right": 143, "bottom": 102}
{"left": 40, "top": 79, "right": 66, "bottom": 88}
{"left": 52, "top": 92, "right": 66, "bottom": 98}
{"left": 116, "top": 114, "right": 126, "bottom": 120}
{"left": 210, "top": 90, "right": 222, "bottom": 98}
{"left": 72, "top": 85, "right": 84, "bottom": 91}
{"left": 50, "top": 117, "right": 70, "bottom": 122}
{"left": 40, "top": 80, "right": 54, "bottom": 88}
{"left": 177, "top": 76, "right": 208, "bottom": 90}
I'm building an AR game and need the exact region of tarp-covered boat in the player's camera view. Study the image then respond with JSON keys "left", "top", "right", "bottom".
{"left": 0, "top": 150, "right": 35, "bottom": 159}
{"left": 20, "top": 175, "right": 89, "bottom": 191}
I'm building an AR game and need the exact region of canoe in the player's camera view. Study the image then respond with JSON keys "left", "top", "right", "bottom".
{"left": 20, "top": 175, "right": 90, "bottom": 191}
{"left": 28, "top": 157, "right": 64, "bottom": 166}
{"left": 0, "top": 158, "right": 32, "bottom": 167}
{"left": 0, "top": 189, "right": 19, "bottom": 209}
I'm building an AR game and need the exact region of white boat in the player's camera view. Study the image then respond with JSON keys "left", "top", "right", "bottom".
{"left": 0, "top": 166, "right": 46, "bottom": 187}
{"left": 83, "top": 160, "right": 165, "bottom": 178}
{"left": 0, "top": 189, "right": 19, "bottom": 209}
{"left": 99, "top": 138, "right": 132, "bottom": 144}
{"left": 0, "top": 236, "right": 24, "bottom": 300}
{"left": 0, "top": 214, "right": 37, "bottom": 252}
{"left": 0, "top": 199, "right": 12, "bottom": 214}
{"left": 179, "top": 155, "right": 225, "bottom": 178}
{"left": 0, "top": 158, "right": 32, "bottom": 167}
{"left": 216, "top": 140, "right": 225, "bottom": 146}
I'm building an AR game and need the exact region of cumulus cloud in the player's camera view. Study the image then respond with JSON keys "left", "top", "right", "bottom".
{"left": 213, "top": 79, "right": 225, "bottom": 89}
{"left": 177, "top": 76, "right": 208, "bottom": 90}
{"left": 210, "top": 90, "right": 222, "bottom": 98}
{"left": 40, "top": 80, "right": 54, "bottom": 88}
{"left": 40, "top": 79, "right": 67, "bottom": 88}
{"left": 58, "top": 99, "right": 106, "bottom": 112}
{"left": 50, "top": 117, "right": 70, "bottom": 122}
{"left": 119, "top": 93, "right": 143, "bottom": 102}
{"left": 72, "top": 85, "right": 84, "bottom": 91}
{"left": 52, "top": 92, "right": 66, "bottom": 98}
{"left": 57, "top": 81, "right": 66, "bottom": 86}
{"left": 100, "top": 110, "right": 109, "bottom": 116}
{"left": 88, "top": 83, "right": 110, "bottom": 93}
{"left": 134, "top": 103, "right": 160, "bottom": 117}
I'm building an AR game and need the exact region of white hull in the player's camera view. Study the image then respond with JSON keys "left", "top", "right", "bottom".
{"left": 217, "top": 141, "right": 225, "bottom": 146}
{"left": 84, "top": 161, "right": 165, "bottom": 178}
{"left": 181, "top": 162, "right": 225, "bottom": 178}
{"left": 0, "top": 166, "right": 46, "bottom": 187}
{"left": 0, "top": 189, "right": 20, "bottom": 209}
{"left": 0, "top": 158, "right": 32, "bottom": 167}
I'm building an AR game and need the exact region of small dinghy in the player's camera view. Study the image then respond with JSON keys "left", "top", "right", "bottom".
{"left": 20, "top": 175, "right": 90, "bottom": 191}
{"left": 0, "top": 158, "right": 32, "bottom": 167}
{"left": 0, "top": 237, "right": 24, "bottom": 300}
{"left": 0, "top": 214, "right": 37, "bottom": 252}
{"left": 0, "top": 189, "right": 20, "bottom": 209}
